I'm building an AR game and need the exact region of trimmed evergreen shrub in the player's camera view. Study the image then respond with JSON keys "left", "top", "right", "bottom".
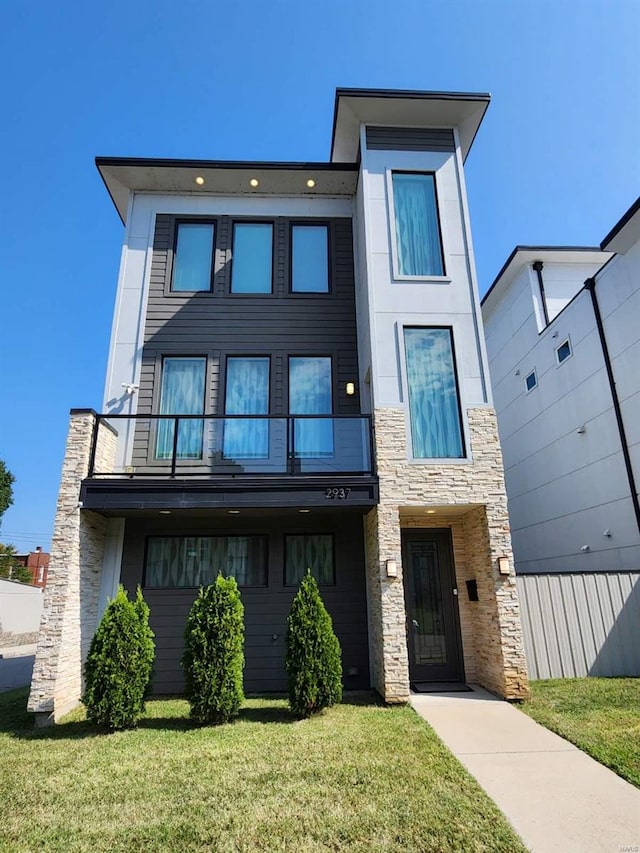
{"left": 285, "top": 572, "right": 342, "bottom": 718}
{"left": 182, "top": 576, "right": 245, "bottom": 725}
{"left": 82, "top": 585, "right": 155, "bottom": 730}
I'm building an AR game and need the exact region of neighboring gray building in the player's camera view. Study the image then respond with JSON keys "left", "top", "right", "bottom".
{"left": 29, "top": 88, "right": 529, "bottom": 724}
{"left": 482, "top": 197, "right": 640, "bottom": 679}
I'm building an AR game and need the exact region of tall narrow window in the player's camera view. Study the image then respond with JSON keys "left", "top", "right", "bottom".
{"left": 172, "top": 223, "right": 214, "bottom": 292}
{"left": 156, "top": 357, "right": 206, "bottom": 460}
{"left": 223, "top": 357, "right": 270, "bottom": 459}
{"left": 404, "top": 328, "right": 464, "bottom": 459}
{"left": 392, "top": 173, "right": 444, "bottom": 277}
{"left": 289, "top": 357, "right": 333, "bottom": 457}
{"left": 291, "top": 225, "right": 329, "bottom": 292}
{"left": 231, "top": 223, "right": 273, "bottom": 293}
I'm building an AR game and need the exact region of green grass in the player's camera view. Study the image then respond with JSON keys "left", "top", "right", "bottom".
{"left": 0, "top": 688, "right": 526, "bottom": 853}
{"left": 521, "top": 677, "right": 640, "bottom": 787}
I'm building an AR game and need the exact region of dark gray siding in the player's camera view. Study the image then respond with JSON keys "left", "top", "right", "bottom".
{"left": 365, "top": 126, "right": 455, "bottom": 152}
{"left": 132, "top": 215, "right": 361, "bottom": 468}
{"left": 120, "top": 512, "right": 370, "bottom": 694}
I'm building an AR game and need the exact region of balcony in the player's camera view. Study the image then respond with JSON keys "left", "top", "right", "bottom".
{"left": 80, "top": 414, "right": 378, "bottom": 512}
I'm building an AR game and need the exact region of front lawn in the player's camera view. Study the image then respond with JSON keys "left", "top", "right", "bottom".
{"left": 521, "top": 677, "right": 640, "bottom": 787}
{"left": 0, "top": 689, "right": 525, "bottom": 853}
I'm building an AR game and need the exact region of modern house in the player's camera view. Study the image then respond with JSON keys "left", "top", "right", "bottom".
{"left": 29, "top": 88, "right": 529, "bottom": 724}
{"left": 482, "top": 197, "right": 640, "bottom": 679}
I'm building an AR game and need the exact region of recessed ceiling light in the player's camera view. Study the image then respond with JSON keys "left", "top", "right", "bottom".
{"left": 159, "top": 510, "right": 171, "bottom": 515}
{"left": 298, "top": 509, "right": 311, "bottom": 513}
{"left": 426, "top": 509, "right": 436, "bottom": 514}
{"left": 249, "top": 178, "right": 259, "bottom": 188}
{"left": 228, "top": 510, "right": 240, "bottom": 514}
{"left": 194, "top": 176, "right": 205, "bottom": 186}
{"left": 306, "top": 178, "right": 316, "bottom": 188}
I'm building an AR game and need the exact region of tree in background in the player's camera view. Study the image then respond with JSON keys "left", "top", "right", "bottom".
{"left": 0, "top": 543, "right": 32, "bottom": 584}
{"left": 0, "top": 460, "right": 15, "bottom": 531}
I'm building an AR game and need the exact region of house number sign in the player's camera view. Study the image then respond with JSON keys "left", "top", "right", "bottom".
{"left": 324, "top": 487, "right": 352, "bottom": 500}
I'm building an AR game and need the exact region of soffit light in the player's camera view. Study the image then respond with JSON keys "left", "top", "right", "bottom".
{"left": 299, "top": 509, "right": 311, "bottom": 513}
{"left": 159, "top": 510, "right": 171, "bottom": 515}
{"left": 228, "top": 510, "right": 240, "bottom": 514}
{"left": 425, "top": 509, "right": 436, "bottom": 514}
{"left": 194, "top": 176, "right": 205, "bottom": 186}
{"left": 249, "top": 178, "right": 259, "bottom": 188}
{"left": 306, "top": 178, "right": 316, "bottom": 188}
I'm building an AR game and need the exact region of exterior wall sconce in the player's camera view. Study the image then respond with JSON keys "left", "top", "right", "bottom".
{"left": 385, "top": 559, "right": 397, "bottom": 578}
{"left": 345, "top": 381, "right": 356, "bottom": 396}
{"left": 497, "top": 556, "right": 510, "bottom": 575}
{"left": 580, "top": 544, "right": 590, "bottom": 552}
{"left": 577, "top": 425, "right": 586, "bottom": 434}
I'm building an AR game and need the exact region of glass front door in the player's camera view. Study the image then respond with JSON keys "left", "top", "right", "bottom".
{"left": 402, "top": 530, "right": 464, "bottom": 683}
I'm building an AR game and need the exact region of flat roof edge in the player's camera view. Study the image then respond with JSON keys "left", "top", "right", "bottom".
{"left": 96, "top": 157, "right": 358, "bottom": 172}
{"left": 601, "top": 196, "right": 640, "bottom": 249}
{"left": 481, "top": 245, "right": 605, "bottom": 307}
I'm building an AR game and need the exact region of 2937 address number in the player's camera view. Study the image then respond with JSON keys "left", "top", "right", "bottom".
{"left": 324, "top": 487, "right": 352, "bottom": 500}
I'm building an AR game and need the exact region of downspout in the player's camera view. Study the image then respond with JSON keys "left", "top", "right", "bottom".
{"left": 585, "top": 276, "right": 640, "bottom": 534}
{"left": 532, "top": 261, "right": 550, "bottom": 327}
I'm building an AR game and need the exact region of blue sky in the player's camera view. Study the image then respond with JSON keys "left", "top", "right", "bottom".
{"left": 1, "top": 0, "right": 638, "bottom": 551}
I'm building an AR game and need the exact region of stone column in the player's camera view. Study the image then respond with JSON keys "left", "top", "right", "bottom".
{"left": 28, "top": 410, "right": 118, "bottom": 725}
{"left": 364, "top": 505, "right": 410, "bottom": 703}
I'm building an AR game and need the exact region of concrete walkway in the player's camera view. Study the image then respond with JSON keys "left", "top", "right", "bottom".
{"left": 411, "top": 687, "right": 640, "bottom": 853}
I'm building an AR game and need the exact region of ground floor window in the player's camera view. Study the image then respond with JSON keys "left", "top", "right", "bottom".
{"left": 144, "top": 535, "right": 267, "bottom": 587}
{"left": 284, "top": 534, "right": 334, "bottom": 586}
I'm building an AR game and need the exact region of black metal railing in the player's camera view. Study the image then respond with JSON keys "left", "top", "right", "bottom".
{"left": 88, "top": 414, "right": 375, "bottom": 478}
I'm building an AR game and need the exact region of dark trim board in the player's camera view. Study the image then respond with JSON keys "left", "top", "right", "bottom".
{"left": 79, "top": 476, "right": 379, "bottom": 513}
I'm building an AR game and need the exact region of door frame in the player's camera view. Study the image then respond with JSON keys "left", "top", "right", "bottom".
{"left": 401, "top": 528, "right": 465, "bottom": 683}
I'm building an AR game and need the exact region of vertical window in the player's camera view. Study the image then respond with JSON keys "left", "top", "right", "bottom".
{"left": 145, "top": 536, "right": 267, "bottom": 587}
{"left": 171, "top": 223, "right": 214, "bottom": 292}
{"left": 525, "top": 370, "right": 537, "bottom": 392}
{"left": 223, "top": 357, "right": 270, "bottom": 459}
{"left": 231, "top": 223, "right": 273, "bottom": 293}
{"left": 404, "top": 328, "right": 464, "bottom": 459}
{"left": 392, "top": 173, "right": 444, "bottom": 277}
{"left": 556, "top": 339, "right": 572, "bottom": 365}
{"left": 285, "top": 534, "right": 334, "bottom": 586}
{"left": 156, "top": 357, "right": 206, "bottom": 459}
{"left": 289, "top": 357, "right": 333, "bottom": 457}
{"left": 291, "top": 225, "right": 329, "bottom": 292}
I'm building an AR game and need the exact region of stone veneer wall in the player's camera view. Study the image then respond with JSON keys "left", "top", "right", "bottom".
{"left": 28, "top": 411, "right": 117, "bottom": 724}
{"left": 366, "top": 406, "right": 529, "bottom": 702}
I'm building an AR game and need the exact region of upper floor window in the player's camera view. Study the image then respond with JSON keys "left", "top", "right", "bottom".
{"left": 525, "top": 369, "right": 538, "bottom": 392}
{"left": 231, "top": 223, "right": 273, "bottom": 294}
{"left": 289, "top": 356, "right": 333, "bottom": 457}
{"left": 403, "top": 327, "right": 464, "bottom": 459}
{"left": 392, "top": 173, "right": 444, "bottom": 277}
{"left": 172, "top": 223, "right": 214, "bottom": 292}
{"left": 291, "top": 224, "right": 329, "bottom": 292}
{"left": 156, "top": 357, "right": 206, "bottom": 460}
{"left": 223, "top": 357, "right": 270, "bottom": 459}
{"left": 556, "top": 338, "right": 572, "bottom": 365}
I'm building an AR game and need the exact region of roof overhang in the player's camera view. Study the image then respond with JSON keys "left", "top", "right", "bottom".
{"left": 330, "top": 88, "right": 491, "bottom": 163}
{"left": 601, "top": 196, "right": 640, "bottom": 253}
{"left": 482, "top": 246, "right": 612, "bottom": 318}
{"left": 96, "top": 158, "right": 360, "bottom": 224}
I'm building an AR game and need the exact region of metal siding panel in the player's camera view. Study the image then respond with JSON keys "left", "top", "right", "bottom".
{"left": 562, "top": 575, "right": 589, "bottom": 677}
{"left": 553, "top": 575, "right": 576, "bottom": 677}
{"left": 365, "top": 127, "right": 456, "bottom": 151}
{"left": 537, "top": 575, "right": 563, "bottom": 678}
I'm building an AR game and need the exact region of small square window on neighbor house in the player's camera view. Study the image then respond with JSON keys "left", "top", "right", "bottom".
{"left": 556, "top": 339, "right": 572, "bottom": 365}
{"left": 525, "top": 370, "right": 537, "bottom": 392}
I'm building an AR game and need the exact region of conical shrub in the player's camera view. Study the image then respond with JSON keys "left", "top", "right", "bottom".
{"left": 182, "top": 576, "right": 245, "bottom": 725}
{"left": 82, "top": 585, "right": 155, "bottom": 730}
{"left": 285, "top": 572, "right": 342, "bottom": 718}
